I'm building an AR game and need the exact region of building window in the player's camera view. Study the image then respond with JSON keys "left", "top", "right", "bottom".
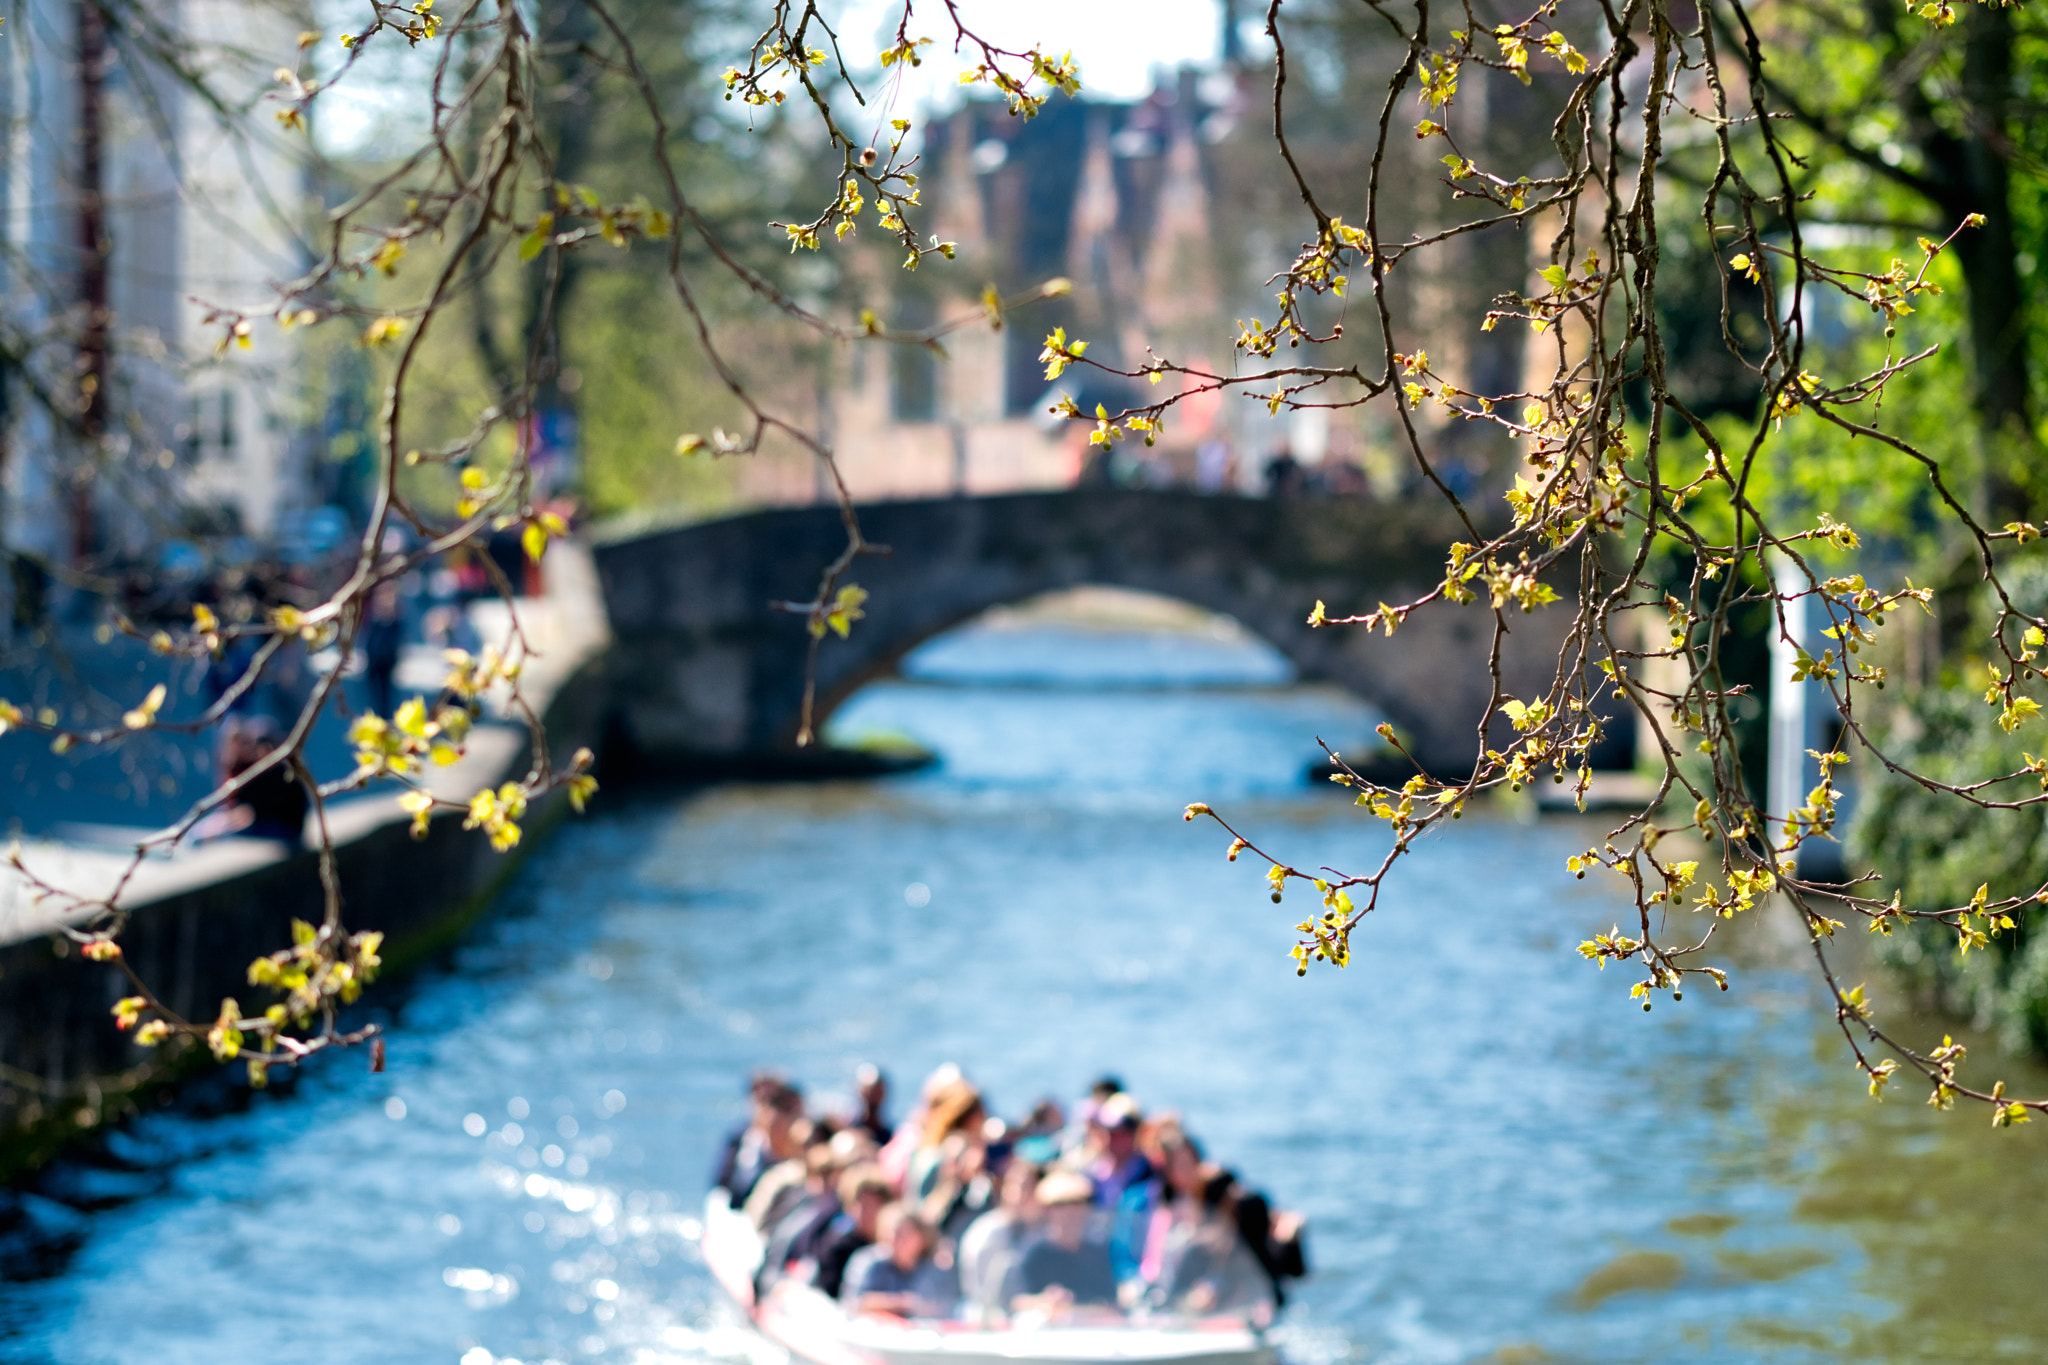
{"left": 891, "top": 299, "right": 937, "bottom": 422}
{"left": 181, "top": 396, "right": 202, "bottom": 463}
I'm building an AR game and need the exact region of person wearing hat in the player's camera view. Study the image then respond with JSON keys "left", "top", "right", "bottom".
{"left": 1012, "top": 1170, "right": 1118, "bottom": 1316}
{"left": 1089, "top": 1093, "right": 1151, "bottom": 1206}
{"left": 1089, "top": 1092, "right": 1158, "bottom": 1283}
{"left": 907, "top": 1079, "right": 985, "bottom": 1203}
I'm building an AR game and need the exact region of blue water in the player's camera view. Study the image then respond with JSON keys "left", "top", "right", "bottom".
{"left": 3, "top": 620, "right": 2044, "bottom": 1364}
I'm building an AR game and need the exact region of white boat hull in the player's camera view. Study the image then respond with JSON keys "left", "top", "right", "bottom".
{"left": 701, "top": 1195, "right": 1277, "bottom": 1365}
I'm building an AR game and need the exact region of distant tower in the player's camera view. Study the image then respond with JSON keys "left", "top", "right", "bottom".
{"left": 934, "top": 113, "right": 990, "bottom": 265}
{"left": 937, "top": 114, "right": 1003, "bottom": 428}
{"left": 1138, "top": 86, "right": 1221, "bottom": 360}
{"left": 1064, "top": 109, "right": 1137, "bottom": 365}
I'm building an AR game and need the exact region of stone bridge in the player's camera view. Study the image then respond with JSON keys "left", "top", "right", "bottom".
{"left": 593, "top": 490, "right": 1601, "bottom": 778}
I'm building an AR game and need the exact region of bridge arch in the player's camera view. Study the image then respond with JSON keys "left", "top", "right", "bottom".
{"left": 592, "top": 490, "right": 1577, "bottom": 778}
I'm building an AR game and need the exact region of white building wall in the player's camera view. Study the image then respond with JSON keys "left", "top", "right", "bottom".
{"left": 174, "top": 0, "right": 310, "bottom": 539}
{"left": 2, "top": 0, "right": 81, "bottom": 573}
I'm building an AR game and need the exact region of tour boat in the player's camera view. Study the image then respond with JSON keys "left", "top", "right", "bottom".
{"left": 701, "top": 1193, "right": 1277, "bottom": 1365}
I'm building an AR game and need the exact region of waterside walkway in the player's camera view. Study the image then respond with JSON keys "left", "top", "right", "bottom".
{"left": 0, "top": 545, "right": 612, "bottom": 1168}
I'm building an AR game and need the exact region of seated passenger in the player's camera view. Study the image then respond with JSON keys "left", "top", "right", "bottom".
{"left": 840, "top": 1204, "right": 957, "bottom": 1318}
{"left": 1088, "top": 1094, "right": 1152, "bottom": 1205}
{"left": 760, "top": 1131, "right": 877, "bottom": 1291}
{"left": 744, "top": 1117, "right": 820, "bottom": 1230}
{"left": 1012, "top": 1171, "right": 1119, "bottom": 1317}
{"left": 907, "top": 1080, "right": 985, "bottom": 1203}
{"left": 1060, "top": 1079, "right": 1124, "bottom": 1168}
{"left": 1011, "top": 1099, "right": 1064, "bottom": 1166}
{"left": 957, "top": 1159, "right": 1041, "bottom": 1314}
{"left": 800, "top": 1163, "right": 895, "bottom": 1299}
{"left": 1147, "top": 1168, "right": 1274, "bottom": 1323}
{"left": 921, "top": 1129, "right": 1001, "bottom": 1243}
{"left": 713, "top": 1074, "right": 804, "bottom": 1204}
{"left": 879, "top": 1064, "right": 963, "bottom": 1189}
{"left": 852, "top": 1063, "right": 894, "bottom": 1145}
{"left": 1137, "top": 1127, "right": 1204, "bottom": 1284}
{"left": 1230, "top": 1184, "right": 1308, "bottom": 1309}
{"left": 1089, "top": 1094, "right": 1157, "bottom": 1282}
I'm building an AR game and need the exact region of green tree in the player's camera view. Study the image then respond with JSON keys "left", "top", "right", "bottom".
{"left": 1742, "top": 2, "right": 2044, "bottom": 514}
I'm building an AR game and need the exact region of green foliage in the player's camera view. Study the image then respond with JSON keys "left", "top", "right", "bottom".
{"left": 1757, "top": 7, "right": 2041, "bottom": 368}
{"left": 1851, "top": 559, "right": 2048, "bottom": 1055}
{"left": 1635, "top": 247, "right": 1979, "bottom": 557}
{"left": 569, "top": 271, "right": 752, "bottom": 520}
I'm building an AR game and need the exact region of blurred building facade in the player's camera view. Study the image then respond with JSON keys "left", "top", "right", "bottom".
{"left": 818, "top": 65, "right": 1263, "bottom": 504}
{"left": 1, "top": 0, "right": 316, "bottom": 619}
{"left": 804, "top": 26, "right": 1531, "bottom": 511}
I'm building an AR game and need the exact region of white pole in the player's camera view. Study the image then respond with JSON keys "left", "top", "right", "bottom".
{"left": 1767, "top": 554, "right": 1814, "bottom": 834}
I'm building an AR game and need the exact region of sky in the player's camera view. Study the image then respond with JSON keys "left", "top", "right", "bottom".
{"left": 313, "top": 1, "right": 1233, "bottom": 160}
{"left": 834, "top": 0, "right": 1228, "bottom": 105}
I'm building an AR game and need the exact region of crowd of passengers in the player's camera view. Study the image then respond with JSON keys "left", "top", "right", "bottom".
{"left": 712, "top": 1066, "right": 1307, "bottom": 1325}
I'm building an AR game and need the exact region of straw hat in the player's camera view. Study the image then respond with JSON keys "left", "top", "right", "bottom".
{"left": 1035, "top": 1170, "right": 1095, "bottom": 1207}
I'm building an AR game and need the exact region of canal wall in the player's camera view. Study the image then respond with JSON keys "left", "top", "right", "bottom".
{"left": 0, "top": 549, "right": 613, "bottom": 1178}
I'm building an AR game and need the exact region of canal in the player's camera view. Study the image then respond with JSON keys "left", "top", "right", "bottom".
{"left": 2, "top": 590, "right": 2044, "bottom": 1364}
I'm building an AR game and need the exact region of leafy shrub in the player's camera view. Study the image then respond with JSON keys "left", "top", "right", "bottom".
{"left": 1850, "top": 560, "right": 2048, "bottom": 1055}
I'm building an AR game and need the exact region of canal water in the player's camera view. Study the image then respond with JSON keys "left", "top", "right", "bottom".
{"left": 3, "top": 593, "right": 2046, "bottom": 1364}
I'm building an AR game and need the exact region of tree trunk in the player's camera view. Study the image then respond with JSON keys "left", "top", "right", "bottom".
{"left": 1945, "top": 4, "right": 2034, "bottom": 520}
{"left": 74, "top": 0, "right": 108, "bottom": 565}
{"left": 520, "top": 0, "right": 598, "bottom": 500}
